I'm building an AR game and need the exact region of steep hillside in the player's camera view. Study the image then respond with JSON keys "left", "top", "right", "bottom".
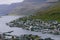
{"left": 0, "top": 3, "right": 22, "bottom": 16}
{"left": 0, "top": 0, "right": 58, "bottom": 16}
{"left": 8, "top": 0, "right": 53, "bottom": 15}
{"left": 30, "top": 2, "right": 60, "bottom": 22}
{"left": 0, "top": 5, "right": 9, "bottom": 16}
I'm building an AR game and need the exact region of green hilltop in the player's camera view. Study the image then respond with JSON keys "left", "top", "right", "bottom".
{"left": 30, "top": 2, "right": 60, "bottom": 22}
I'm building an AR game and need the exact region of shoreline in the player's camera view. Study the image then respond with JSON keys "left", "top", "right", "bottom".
{"left": 0, "top": 16, "right": 60, "bottom": 40}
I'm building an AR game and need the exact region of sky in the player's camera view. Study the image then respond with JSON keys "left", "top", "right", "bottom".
{"left": 0, "top": 0, "right": 59, "bottom": 4}
{"left": 0, "top": 0, "right": 24, "bottom": 4}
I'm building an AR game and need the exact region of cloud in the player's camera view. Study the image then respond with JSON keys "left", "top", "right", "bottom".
{"left": 0, "top": 0, "right": 24, "bottom": 4}
{"left": 46, "top": 0, "right": 58, "bottom": 2}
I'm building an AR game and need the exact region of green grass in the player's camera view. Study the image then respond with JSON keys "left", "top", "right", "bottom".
{"left": 30, "top": 2, "right": 60, "bottom": 22}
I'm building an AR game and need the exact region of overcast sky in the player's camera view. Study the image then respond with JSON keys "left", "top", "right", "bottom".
{"left": 0, "top": 0, "right": 24, "bottom": 4}
{"left": 0, "top": 0, "right": 59, "bottom": 4}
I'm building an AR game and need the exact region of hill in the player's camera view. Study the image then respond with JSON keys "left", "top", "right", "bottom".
{"left": 0, "top": 0, "right": 59, "bottom": 16}
{"left": 8, "top": 0, "right": 53, "bottom": 15}
{"left": 0, "top": 3, "right": 22, "bottom": 16}
{"left": 0, "top": 0, "right": 58, "bottom": 16}
{"left": 30, "top": 2, "right": 60, "bottom": 22}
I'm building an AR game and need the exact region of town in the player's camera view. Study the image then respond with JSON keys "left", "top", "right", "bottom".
{"left": 0, "top": 34, "right": 54, "bottom": 40}
{"left": 6, "top": 18, "right": 60, "bottom": 35}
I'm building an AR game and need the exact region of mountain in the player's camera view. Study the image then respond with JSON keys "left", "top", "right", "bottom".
{"left": 30, "top": 2, "right": 60, "bottom": 22}
{"left": 0, "top": 3, "right": 22, "bottom": 16}
{"left": 0, "top": 0, "right": 59, "bottom": 16}
{"left": 0, "top": 5, "right": 9, "bottom": 16}
{"left": 8, "top": 0, "right": 54, "bottom": 15}
{"left": 24, "top": 0, "right": 46, "bottom": 2}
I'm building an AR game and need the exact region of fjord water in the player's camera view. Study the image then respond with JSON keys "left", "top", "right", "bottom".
{"left": 0, "top": 16, "right": 60, "bottom": 40}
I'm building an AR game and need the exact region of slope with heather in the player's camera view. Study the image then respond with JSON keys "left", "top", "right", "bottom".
{"left": 30, "top": 2, "right": 60, "bottom": 22}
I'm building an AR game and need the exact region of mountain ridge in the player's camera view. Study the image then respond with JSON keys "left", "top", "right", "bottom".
{"left": 0, "top": 0, "right": 59, "bottom": 16}
{"left": 8, "top": 0, "right": 53, "bottom": 15}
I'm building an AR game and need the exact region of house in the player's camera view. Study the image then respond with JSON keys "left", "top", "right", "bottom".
{"left": 31, "top": 26, "right": 41, "bottom": 32}
{"left": 29, "top": 26, "right": 33, "bottom": 30}
{"left": 41, "top": 29, "right": 49, "bottom": 33}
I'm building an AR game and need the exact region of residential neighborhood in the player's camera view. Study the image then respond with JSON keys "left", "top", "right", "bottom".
{"left": 0, "top": 34, "right": 54, "bottom": 40}
{"left": 6, "top": 18, "right": 60, "bottom": 35}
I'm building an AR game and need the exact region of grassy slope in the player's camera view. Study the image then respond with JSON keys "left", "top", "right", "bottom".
{"left": 30, "top": 2, "right": 60, "bottom": 22}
